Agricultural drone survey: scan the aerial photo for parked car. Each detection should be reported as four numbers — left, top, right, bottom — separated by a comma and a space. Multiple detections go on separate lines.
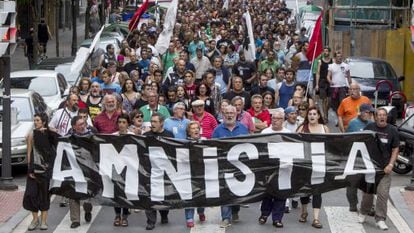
35, 56, 82, 86
7, 70, 71, 111
345, 57, 405, 115
0, 89, 50, 166
80, 37, 121, 55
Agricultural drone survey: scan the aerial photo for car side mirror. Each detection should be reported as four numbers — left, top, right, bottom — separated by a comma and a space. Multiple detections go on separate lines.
398, 76, 405, 82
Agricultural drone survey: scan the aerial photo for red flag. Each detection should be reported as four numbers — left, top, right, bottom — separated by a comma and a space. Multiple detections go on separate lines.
306, 11, 324, 61
128, 0, 150, 31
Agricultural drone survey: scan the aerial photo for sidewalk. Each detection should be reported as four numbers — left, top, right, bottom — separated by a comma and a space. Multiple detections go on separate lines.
11, 19, 86, 72
390, 186, 414, 230
0, 187, 26, 233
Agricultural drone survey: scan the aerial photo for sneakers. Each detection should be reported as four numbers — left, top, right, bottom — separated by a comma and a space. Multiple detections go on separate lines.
145, 223, 155, 230
199, 214, 206, 222
358, 214, 366, 223
70, 222, 80, 228
376, 220, 388, 230
232, 213, 240, 222
220, 219, 231, 228
39, 222, 48, 230
28, 219, 39, 231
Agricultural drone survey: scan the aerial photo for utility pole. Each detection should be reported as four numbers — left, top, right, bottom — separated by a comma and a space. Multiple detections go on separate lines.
55, 0, 60, 57
71, 0, 78, 56
0, 0, 18, 191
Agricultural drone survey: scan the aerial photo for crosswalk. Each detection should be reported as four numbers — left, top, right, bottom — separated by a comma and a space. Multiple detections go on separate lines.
11, 201, 411, 233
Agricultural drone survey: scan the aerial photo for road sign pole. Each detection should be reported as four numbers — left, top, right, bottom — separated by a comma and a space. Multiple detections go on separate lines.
0, 55, 18, 191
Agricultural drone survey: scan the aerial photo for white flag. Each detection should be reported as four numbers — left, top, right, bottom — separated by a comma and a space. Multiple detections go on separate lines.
155, 0, 178, 55
223, 0, 229, 10
243, 11, 256, 62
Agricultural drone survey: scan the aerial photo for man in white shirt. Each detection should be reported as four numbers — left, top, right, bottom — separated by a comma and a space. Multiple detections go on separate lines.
190, 46, 212, 83
327, 51, 352, 113
49, 94, 79, 136
262, 108, 291, 133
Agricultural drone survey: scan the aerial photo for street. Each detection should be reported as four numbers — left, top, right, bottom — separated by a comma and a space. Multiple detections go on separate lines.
8, 115, 414, 233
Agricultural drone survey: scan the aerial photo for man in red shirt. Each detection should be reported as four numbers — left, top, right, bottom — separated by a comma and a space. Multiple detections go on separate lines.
93, 94, 120, 133
191, 99, 218, 139
247, 94, 271, 133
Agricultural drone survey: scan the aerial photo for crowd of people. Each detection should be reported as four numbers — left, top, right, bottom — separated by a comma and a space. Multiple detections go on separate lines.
23, 0, 401, 231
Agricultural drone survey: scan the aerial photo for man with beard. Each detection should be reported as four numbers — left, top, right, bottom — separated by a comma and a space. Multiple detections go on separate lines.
93, 94, 120, 134
163, 58, 187, 93
258, 50, 280, 75
140, 91, 171, 124
232, 51, 256, 91
212, 105, 248, 228
49, 94, 79, 136
86, 82, 103, 121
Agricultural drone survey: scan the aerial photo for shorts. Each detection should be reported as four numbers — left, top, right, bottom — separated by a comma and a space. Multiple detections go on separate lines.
318, 79, 330, 99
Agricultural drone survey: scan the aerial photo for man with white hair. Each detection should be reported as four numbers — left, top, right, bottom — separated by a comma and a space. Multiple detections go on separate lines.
212, 105, 249, 228
262, 108, 291, 133
163, 102, 190, 139
93, 94, 120, 134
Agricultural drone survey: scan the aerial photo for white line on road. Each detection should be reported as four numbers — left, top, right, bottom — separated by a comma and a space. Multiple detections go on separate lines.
324, 206, 366, 233
190, 207, 226, 233
387, 201, 413, 233
52, 205, 102, 233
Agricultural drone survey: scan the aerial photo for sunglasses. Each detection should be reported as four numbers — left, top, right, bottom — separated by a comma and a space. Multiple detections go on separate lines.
298, 108, 306, 111
135, 114, 143, 118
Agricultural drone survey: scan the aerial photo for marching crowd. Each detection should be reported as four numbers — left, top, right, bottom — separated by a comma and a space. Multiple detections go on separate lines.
23, 0, 401, 231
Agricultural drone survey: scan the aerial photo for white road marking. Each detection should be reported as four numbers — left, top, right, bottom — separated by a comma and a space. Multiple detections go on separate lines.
12, 195, 56, 233
52, 205, 102, 233
324, 206, 366, 233
190, 207, 226, 233
387, 201, 413, 233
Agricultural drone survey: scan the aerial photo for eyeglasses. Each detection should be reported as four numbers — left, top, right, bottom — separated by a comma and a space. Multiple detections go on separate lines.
298, 108, 306, 111
135, 114, 143, 118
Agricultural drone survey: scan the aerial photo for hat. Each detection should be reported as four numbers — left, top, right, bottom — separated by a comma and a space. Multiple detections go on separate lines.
360, 103, 375, 113
117, 55, 124, 61
284, 106, 296, 114
191, 99, 205, 106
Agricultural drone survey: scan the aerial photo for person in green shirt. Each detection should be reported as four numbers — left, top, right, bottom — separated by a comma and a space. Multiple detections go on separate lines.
140, 91, 171, 124
259, 50, 280, 75
162, 42, 178, 72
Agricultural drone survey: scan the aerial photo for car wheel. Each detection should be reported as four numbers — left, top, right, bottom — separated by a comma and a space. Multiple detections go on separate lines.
393, 161, 412, 174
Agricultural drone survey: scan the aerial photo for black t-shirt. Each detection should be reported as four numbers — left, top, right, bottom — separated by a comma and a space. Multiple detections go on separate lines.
144, 129, 174, 138
222, 90, 251, 110
232, 61, 256, 85
25, 36, 34, 55
124, 62, 140, 76
364, 122, 399, 165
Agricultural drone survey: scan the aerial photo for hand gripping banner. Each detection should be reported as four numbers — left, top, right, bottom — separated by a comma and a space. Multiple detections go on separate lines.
49, 132, 386, 209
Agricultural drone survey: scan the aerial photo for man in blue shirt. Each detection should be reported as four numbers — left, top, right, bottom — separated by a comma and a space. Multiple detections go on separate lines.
212, 105, 248, 228
164, 102, 190, 139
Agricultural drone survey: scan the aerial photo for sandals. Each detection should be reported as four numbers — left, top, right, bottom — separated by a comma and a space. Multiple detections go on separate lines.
113, 216, 121, 227
258, 215, 268, 224
273, 220, 284, 228
299, 212, 308, 223
312, 219, 323, 229
121, 218, 128, 227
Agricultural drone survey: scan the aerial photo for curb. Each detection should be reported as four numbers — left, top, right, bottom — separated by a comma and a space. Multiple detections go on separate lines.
389, 186, 414, 230
0, 206, 29, 233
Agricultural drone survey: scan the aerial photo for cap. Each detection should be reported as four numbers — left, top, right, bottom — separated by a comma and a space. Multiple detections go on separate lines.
191, 99, 205, 106
284, 106, 297, 114
117, 55, 124, 61
360, 103, 375, 113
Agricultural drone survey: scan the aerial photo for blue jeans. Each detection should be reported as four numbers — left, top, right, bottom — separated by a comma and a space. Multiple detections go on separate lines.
221, 205, 240, 221
184, 208, 205, 221
260, 196, 286, 221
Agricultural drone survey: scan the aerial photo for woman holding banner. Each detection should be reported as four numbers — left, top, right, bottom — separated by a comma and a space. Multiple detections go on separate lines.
183, 121, 206, 228
296, 106, 329, 229
23, 113, 58, 231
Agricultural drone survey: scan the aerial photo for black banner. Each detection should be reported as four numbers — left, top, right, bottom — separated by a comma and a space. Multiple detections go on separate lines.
49, 132, 386, 209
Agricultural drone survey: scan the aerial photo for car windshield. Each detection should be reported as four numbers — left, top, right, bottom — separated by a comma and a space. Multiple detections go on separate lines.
349, 61, 394, 79
10, 76, 58, 96
400, 113, 414, 131
0, 97, 33, 122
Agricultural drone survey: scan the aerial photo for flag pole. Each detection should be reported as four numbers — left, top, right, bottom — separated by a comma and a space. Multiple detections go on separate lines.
305, 40, 319, 99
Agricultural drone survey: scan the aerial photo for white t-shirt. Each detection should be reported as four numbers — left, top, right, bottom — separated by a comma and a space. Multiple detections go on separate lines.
261, 126, 291, 134
328, 62, 350, 87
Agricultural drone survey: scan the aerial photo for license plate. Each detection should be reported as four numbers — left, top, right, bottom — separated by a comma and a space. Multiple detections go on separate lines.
371, 99, 387, 105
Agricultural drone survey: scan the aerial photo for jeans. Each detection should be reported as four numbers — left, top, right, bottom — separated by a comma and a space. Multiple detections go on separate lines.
260, 196, 286, 221
360, 174, 391, 221
184, 208, 205, 221
221, 205, 240, 221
